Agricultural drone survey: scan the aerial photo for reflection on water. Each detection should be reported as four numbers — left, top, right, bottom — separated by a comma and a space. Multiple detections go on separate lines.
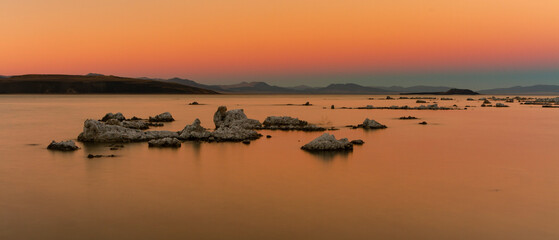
303, 150, 352, 162
0, 94, 558, 240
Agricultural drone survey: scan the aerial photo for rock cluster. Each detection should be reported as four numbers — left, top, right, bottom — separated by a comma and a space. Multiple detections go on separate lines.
261, 116, 325, 131
77, 119, 177, 142
47, 140, 80, 151
78, 107, 263, 144
301, 133, 353, 151
148, 137, 181, 148
356, 104, 457, 110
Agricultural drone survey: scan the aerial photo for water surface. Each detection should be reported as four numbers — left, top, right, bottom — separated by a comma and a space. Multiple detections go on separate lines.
0, 95, 558, 240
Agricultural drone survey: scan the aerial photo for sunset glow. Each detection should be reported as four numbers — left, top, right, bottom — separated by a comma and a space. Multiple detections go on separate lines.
2, 0, 558, 86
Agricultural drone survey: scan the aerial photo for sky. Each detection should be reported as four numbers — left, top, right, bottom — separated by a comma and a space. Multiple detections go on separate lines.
1, 0, 558, 89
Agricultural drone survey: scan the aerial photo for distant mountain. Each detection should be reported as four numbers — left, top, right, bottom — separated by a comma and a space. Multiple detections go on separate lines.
0, 74, 218, 94
288, 85, 315, 91
478, 85, 559, 95
380, 85, 451, 93
167, 77, 223, 91
85, 73, 105, 77
401, 88, 479, 95
309, 83, 391, 94
0, 75, 7, 79
216, 82, 297, 93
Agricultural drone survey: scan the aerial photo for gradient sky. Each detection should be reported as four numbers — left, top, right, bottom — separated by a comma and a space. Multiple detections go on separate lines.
1, 0, 558, 89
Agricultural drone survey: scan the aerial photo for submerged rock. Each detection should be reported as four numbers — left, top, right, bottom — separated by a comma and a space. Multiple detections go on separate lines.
358, 118, 387, 129
101, 112, 125, 122
213, 106, 261, 129
350, 139, 364, 145
419, 121, 428, 125
148, 137, 181, 148
143, 131, 179, 140
262, 116, 325, 131
495, 103, 509, 107
47, 140, 79, 151
149, 112, 174, 122
399, 116, 417, 120
301, 133, 353, 151
87, 154, 116, 158
178, 119, 211, 140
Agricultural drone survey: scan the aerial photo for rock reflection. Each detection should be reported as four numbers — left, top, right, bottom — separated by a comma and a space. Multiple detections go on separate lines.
303, 150, 352, 162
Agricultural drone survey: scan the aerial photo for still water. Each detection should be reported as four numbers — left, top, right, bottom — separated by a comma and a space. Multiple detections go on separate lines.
0, 95, 558, 240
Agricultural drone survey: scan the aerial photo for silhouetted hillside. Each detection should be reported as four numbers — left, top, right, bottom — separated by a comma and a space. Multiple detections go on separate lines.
0, 75, 219, 94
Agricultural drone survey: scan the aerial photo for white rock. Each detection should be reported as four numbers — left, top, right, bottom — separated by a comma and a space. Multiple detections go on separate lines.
301, 133, 353, 151
213, 106, 261, 129
78, 119, 145, 142
178, 119, 211, 140
211, 126, 261, 141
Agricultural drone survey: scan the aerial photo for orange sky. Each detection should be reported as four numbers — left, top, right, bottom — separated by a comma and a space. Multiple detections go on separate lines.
1, 0, 558, 85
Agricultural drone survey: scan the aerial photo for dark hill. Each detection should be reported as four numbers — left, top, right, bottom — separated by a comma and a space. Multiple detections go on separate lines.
0, 75, 218, 94
401, 88, 479, 95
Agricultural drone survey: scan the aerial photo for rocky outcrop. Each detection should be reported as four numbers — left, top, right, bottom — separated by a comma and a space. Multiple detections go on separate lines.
47, 140, 80, 151
301, 133, 353, 151
148, 137, 181, 148
122, 120, 150, 129
78, 120, 145, 142
78, 120, 177, 142
261, 116, 325, 131
358, 118, 387, 129
149, 112, 174, 122
213, 106, 262, 129
178, 119, 211, 140
101, 112, 125, 122
212, 126, 261, 141
105, 119, 122, 126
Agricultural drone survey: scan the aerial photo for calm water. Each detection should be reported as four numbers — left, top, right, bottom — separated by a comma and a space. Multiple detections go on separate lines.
0, 95, 558, 240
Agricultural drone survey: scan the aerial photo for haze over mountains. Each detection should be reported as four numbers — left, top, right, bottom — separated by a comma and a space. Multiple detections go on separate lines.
163, 77, 559, 95
0, 73, 558, 95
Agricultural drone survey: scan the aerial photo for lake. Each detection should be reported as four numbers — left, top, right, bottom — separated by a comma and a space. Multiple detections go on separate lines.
0, 94, 558, 240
